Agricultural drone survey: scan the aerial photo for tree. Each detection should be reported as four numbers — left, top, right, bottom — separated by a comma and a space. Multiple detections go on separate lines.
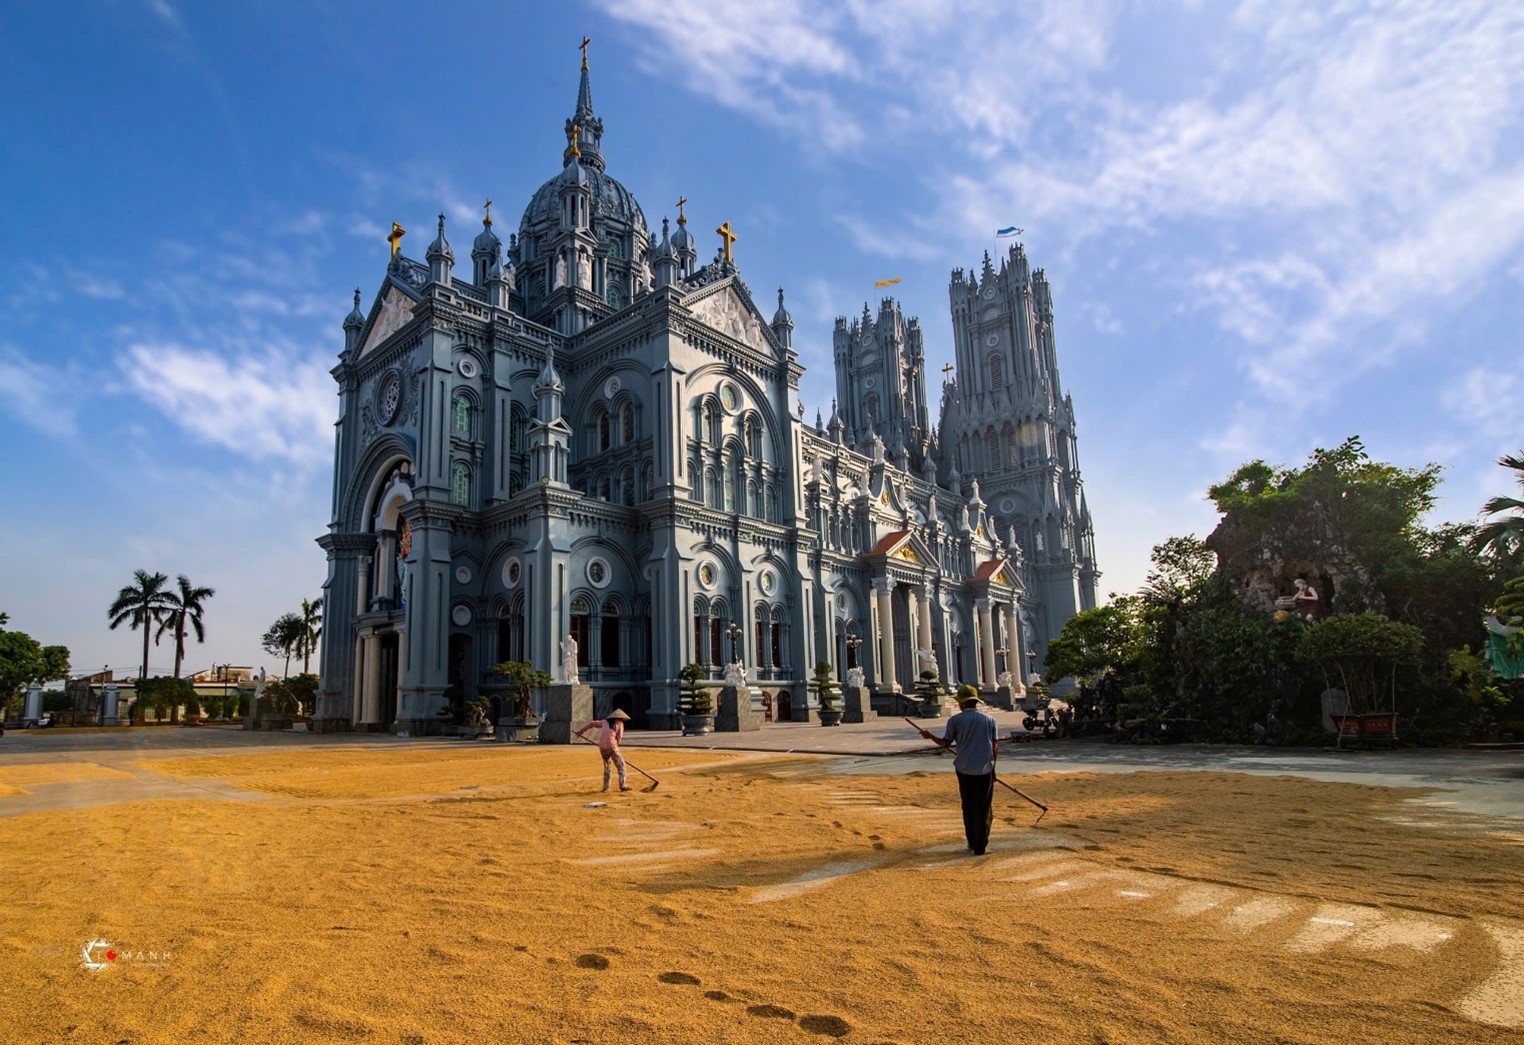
298, 597, 323, 674
490, 660, 552, 718
810, 661, 839, 712
0, 618, 70, 719
262, 612, 306, 677
1471, 451, 1524, 566
1142, 535, 1216, 605
1295, 612, 1424, 714
1044, 598, 1146, 686
135, 676, 196, 723
677, 662, 713, 716
154, 574, 215, 680
108, 569, 172, 680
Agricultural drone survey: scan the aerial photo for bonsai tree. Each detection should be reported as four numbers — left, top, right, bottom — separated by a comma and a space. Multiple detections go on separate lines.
1295, 611, 1423, 714
810, 661, 839, 712
678, 662, 713, 716
463, 695, 493, 731
264, 678, 300, 716
914, 669, 946, 710
490, 660, 552, 719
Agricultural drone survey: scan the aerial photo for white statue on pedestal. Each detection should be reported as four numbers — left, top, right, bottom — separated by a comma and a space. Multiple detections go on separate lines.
916, 647, 938, 674
997, 670, 1013, 689
561, 636, 579, 684
723, 660, 747, 688
845, 665, 865, 688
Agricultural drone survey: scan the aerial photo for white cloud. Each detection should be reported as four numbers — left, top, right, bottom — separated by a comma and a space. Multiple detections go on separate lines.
1442, 365, 1524, 442
0, 344, 77, 437
119, 343, 333, 467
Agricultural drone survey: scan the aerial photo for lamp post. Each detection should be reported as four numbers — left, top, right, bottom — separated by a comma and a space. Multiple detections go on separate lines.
845, 632, 863, 668
995, 645, 1009, 674
726, 622, 742, 663
220, 663, 231, 721
1026, 649, 1037, 683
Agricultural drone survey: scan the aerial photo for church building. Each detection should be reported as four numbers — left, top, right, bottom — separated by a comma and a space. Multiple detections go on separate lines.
314, 52, 1098, 733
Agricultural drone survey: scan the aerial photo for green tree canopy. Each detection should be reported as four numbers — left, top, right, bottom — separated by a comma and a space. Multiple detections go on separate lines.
108, 569, 172, 680
262, 612, 306, 677
155, 574, 215, 680
1044, 597, 1145, 686
0, 618, 70, 715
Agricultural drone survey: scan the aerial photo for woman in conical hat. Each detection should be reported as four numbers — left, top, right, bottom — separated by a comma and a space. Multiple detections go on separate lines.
576, 709, 631, 792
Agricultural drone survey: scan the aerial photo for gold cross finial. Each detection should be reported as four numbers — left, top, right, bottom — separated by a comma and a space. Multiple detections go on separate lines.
716, 221, 736, 264
941, 363, 954, 380
388, 222, 405, 259
580, 36, 590, 70
483, 199, 493, 227
567, 122, 581, 159
676, 195, 688, 224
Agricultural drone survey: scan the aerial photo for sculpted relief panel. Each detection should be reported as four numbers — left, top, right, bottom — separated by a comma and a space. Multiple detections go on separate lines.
691, 288, 764, 351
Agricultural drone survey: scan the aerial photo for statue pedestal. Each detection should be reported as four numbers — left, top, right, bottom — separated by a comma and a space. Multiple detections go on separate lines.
23, 683, 43, 723
716, 685, 763, 732
842, 686, 876, 723
101, 684, 120, 726
539, 684, 593, 744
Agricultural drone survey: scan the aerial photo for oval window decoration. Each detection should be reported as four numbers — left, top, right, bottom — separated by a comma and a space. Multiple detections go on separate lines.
451, 604, 473, 627
502, 557, 521, 589
379, 373, 401, 424
697, 562, 716, 589
457, 357, 479, 378
718, 382, 739, 412
587, 556, 611, 588
604, 375, 621, 399
759, 571, 776, 595
455, 565, 472, 584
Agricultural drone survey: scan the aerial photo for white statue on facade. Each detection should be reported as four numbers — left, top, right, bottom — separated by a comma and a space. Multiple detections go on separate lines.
845, 665, 865, 688
916, 647, 938, 675
997, 670, 1014, 689
554, 254, 567, 289
561, 636, 579, 684
723, 660, 747, 688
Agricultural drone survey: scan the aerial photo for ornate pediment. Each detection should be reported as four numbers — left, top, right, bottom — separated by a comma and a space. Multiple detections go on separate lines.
359, 284, 418, 358
688, 285, 767, 352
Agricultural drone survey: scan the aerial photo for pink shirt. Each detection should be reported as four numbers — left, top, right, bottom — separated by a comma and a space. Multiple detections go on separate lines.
583, 719, 623, 752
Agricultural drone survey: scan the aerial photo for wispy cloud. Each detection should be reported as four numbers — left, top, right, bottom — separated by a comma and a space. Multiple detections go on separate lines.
0, 344, 78, 437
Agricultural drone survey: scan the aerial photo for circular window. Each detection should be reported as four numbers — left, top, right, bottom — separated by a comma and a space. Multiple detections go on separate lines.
455, 565, 472, 584
451, 604, 472, 627
502, 557, 521, 589
836, 593, 846, 609
457, 357, 479, 378
697, 562, 716, 589
719, 382, 739, 412
760, 571, 775, 595
604, 376, 621, 398
985, 333, 1000, 347
378, 374, 401, 424
1000, 497, 1017, 515
587, 557, 610, 588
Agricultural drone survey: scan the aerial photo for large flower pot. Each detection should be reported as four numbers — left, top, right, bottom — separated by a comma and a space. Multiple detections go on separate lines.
817, 709, 844, 727
681, 713, 714, 736
498, 715, 541, 742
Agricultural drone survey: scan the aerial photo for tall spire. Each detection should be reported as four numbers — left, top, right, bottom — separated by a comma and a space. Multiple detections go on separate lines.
564, 36, 605, 171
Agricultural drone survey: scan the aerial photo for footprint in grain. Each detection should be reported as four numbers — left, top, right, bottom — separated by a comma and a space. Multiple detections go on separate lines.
800, 1014, 852, 1037
704, 990, 738, 1002
575, 954, 610, 970
658, 971, 701, 985
747, 1004, 796, 1019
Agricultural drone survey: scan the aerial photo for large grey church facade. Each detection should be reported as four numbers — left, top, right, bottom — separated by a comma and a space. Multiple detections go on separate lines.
314, 58, 1098, 733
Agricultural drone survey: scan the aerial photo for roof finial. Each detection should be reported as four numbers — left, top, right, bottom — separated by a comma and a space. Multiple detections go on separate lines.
580, 35, 590, 71
483, 198, 493, 227
716, 221, 736, 264
676, 195, 688, 225
388, 221, 405, 259
567, 122, 581, 159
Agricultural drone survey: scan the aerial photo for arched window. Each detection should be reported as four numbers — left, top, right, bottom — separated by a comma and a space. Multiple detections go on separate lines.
987, 430, 1002, 470
601, 597, 621, 667
988, 353, 1005, 390
619, 466, 635, 506
770, 605, 786, 672
454, 396, 471, 436
693, 597, 711, 666
570, 596, 591, 669
754, 601, 769, 669
723, 464, 735, 512
711, 598, 729, 666
745, 417, 760, 458
597, 473, 611, 501
607, 284, 626, 309
510, 406, 526, 453
620, 403, 635, 443
597, 411, 611, 451
864, 394, 879, 427
452, 462, 470, 506
707, 468, 721, 508
641, 461, 653, 502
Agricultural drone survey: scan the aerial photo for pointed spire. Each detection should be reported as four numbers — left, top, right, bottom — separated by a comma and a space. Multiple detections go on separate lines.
563, 36, 606, 171
427, 214, 454, 285
343, 288, 365, 353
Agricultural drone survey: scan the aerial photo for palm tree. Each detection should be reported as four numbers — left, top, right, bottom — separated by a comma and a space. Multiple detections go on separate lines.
1472, 452, 1524, 566
155, 575, 216, 680
298, 596, 323, 674
108, 570, 172, 681
262, 612, 306, 678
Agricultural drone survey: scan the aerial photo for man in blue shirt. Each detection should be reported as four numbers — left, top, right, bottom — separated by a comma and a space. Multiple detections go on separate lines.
919, 685, 999, 855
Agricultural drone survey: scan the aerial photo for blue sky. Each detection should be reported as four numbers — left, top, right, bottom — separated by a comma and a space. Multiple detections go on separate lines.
3, 0, 1521, 680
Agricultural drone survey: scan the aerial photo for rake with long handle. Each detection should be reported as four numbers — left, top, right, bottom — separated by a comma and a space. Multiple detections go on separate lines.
904, 718, 1048, 824
572, 729, 660, 792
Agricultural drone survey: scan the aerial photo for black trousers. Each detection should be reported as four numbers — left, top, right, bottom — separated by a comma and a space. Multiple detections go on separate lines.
956, 771, 995, 853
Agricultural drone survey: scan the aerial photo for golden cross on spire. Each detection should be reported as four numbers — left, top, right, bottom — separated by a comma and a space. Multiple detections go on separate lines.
676, 195, 688, 224
388, 222, 405, 259
580, 36, 591, 71
483, 199, 493, 227
567, 122, 582, 159
716, 221, 736, 264
941, 363, 955, 381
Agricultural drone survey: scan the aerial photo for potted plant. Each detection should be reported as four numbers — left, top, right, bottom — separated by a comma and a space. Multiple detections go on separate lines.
490, 660, 551, 741
913, 669, 947, 718
462, 695, 493, 738
811, 661, 843, 726
679, 662, 714, 736
1296, 612, 1422, 746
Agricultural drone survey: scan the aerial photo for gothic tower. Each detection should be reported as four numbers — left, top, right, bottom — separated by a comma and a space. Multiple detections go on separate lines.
831, 299, 933, 473
937, 244, 1098, 655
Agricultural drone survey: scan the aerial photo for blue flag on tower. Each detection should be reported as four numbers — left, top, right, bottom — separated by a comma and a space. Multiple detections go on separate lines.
995, 226, 1023, 238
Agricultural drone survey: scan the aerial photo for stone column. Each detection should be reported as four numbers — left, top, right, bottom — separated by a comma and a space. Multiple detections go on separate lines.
977, 599, 997, 690
23, 683, 43, 722
361, 633, 382, 726
874, 578, 897, 691
917, 587, 935, 667
356, 555, 372, 615
101, 684, 120, 726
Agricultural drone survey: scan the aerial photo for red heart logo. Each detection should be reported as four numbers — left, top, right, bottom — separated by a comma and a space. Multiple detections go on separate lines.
105, 950, 117, 961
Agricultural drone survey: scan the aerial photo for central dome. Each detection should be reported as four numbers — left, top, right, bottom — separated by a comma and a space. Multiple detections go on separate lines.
519, 165, 648, 240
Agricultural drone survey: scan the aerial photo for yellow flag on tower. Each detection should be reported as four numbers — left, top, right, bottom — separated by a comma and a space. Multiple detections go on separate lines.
874, 277, 901, 287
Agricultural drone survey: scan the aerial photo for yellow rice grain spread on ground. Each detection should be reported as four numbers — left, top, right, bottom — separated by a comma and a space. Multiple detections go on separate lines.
1, 745, 1522, 1044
